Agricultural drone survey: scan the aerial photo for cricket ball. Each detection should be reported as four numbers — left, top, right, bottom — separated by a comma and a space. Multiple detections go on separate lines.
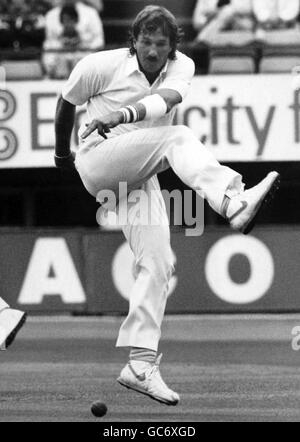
91, 401, 108, 418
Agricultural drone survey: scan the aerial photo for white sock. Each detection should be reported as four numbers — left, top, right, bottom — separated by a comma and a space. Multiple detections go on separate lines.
130, 347, 157, 364
0, 298, 9, 312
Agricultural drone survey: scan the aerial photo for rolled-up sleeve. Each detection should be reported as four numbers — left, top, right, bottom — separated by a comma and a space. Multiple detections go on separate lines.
62, 55, 102, 105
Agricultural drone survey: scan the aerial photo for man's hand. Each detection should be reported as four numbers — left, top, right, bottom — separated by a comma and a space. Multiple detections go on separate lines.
81, 111, 123, 139
54, 151, 76, 170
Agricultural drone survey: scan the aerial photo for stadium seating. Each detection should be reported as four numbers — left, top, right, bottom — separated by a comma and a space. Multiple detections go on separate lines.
259, 45, 300, 74
209, 46, 256, 74
102, 0, 197, 47
0, 60, 43, 80
1, 0, 300, 76
210, 56, 255, 74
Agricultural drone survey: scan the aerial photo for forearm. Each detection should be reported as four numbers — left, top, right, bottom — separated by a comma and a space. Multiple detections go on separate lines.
82, 90, 181, 139
55, 95, 76, 157
118, 90, 180, 124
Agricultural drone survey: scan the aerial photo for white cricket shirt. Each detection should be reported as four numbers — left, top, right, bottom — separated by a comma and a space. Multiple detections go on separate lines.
62, 47, 195, 146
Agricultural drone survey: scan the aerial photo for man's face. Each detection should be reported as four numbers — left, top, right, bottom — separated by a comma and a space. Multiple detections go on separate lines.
134, 28, 172, 74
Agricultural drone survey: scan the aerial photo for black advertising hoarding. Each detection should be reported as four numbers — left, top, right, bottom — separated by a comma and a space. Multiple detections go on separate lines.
1, 227, 300, 313
84, 227, 300, 313
0, 231, 86, 312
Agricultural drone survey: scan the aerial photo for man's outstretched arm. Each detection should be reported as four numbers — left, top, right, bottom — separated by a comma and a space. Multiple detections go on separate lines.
81, 88, 182, 140
54, 95, 76, 169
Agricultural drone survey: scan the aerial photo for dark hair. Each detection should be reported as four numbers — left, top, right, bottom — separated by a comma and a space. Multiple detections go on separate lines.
129, 5, 183, 60
60, 5, 79, 23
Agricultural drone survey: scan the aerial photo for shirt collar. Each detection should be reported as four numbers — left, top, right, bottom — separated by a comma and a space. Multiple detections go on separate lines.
160, 59, 169, 77
125, 53, 140, 76
125, 53, 169, 79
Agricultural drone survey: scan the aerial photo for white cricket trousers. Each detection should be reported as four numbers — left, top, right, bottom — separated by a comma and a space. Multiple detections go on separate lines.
76, 125, 243, 351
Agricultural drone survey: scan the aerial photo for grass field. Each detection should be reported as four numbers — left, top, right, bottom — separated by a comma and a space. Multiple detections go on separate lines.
1, 315, 300, 422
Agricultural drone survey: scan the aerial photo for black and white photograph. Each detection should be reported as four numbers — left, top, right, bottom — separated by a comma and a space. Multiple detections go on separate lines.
0, 0, 299, 425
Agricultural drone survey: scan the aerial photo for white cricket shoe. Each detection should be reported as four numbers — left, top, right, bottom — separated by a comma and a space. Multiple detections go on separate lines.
225, 171, 280, 234
117, 354, 180, 406
0, 308, 27, 351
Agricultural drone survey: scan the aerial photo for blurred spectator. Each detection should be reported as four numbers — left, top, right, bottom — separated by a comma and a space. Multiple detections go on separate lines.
253, 0, 300, 45
43, 0, 104, 78
0, 0, 49, 52
50, 0, 103, 13
193, 0, 254, 46
14, 0, 48, 50
0, 0, 16, 49
44, 0, 104, 49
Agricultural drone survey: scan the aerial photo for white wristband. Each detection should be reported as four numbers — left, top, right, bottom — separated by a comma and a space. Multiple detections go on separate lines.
138, 94, 168, 121
119, 105, 140, 123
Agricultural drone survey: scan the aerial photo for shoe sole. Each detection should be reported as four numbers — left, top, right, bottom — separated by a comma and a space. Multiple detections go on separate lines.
117, 378, 179, 406
241, 173, 281, 235
3, 312, 27, 351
